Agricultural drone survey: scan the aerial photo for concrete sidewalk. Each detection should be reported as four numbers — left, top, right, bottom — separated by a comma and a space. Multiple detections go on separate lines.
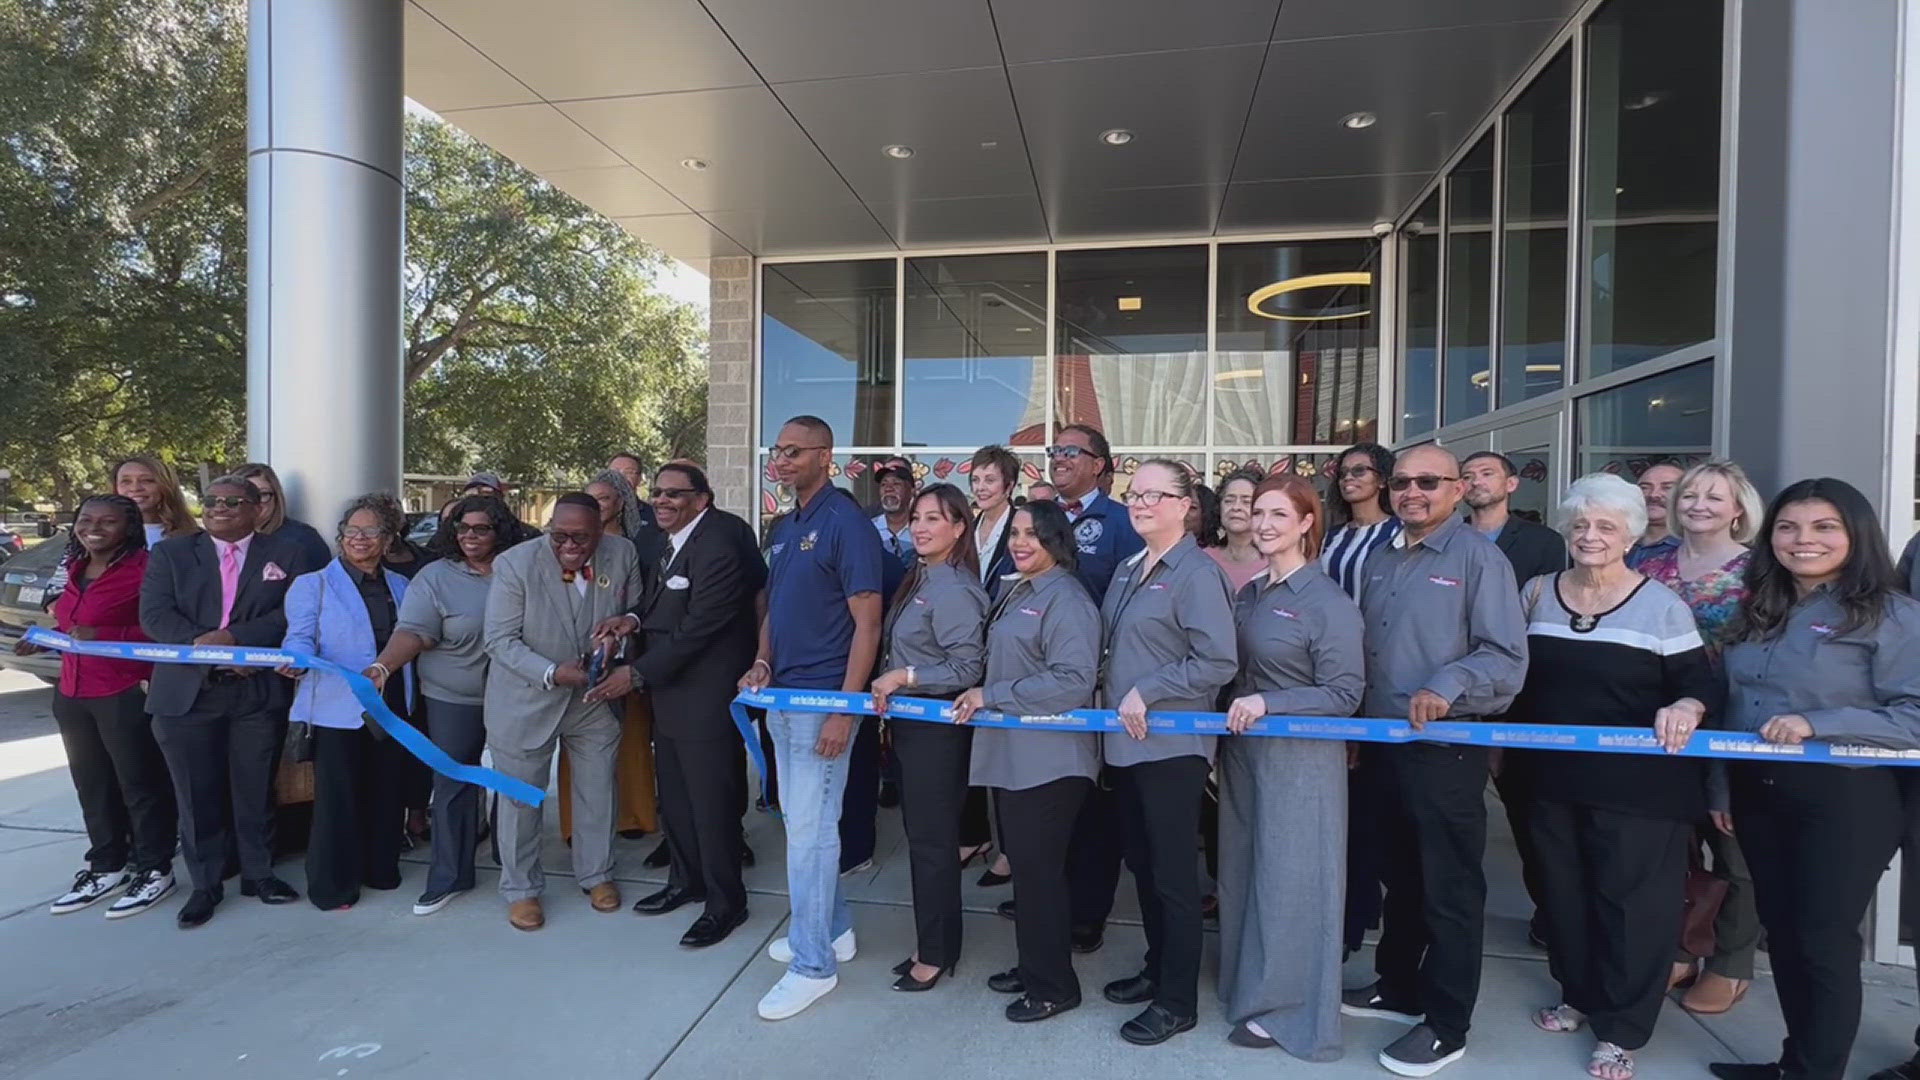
2, 670, 1918, 1079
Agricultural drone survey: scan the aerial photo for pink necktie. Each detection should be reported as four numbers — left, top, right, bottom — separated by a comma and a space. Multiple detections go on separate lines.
218, 544, 241, 629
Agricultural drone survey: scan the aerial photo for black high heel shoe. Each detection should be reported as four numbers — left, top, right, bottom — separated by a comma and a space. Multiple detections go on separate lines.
959, 844, 991, 870
892, 962, 954, 992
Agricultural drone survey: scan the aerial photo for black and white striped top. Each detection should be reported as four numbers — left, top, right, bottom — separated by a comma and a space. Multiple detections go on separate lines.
1320, 516, 1402, 601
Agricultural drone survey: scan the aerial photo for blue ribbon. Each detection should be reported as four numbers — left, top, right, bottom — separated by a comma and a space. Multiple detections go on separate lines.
26, 626, 546, 807
731, 685, 1920, 802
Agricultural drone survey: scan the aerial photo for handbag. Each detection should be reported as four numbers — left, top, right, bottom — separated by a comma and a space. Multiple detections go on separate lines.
1680, 836, 1729, 958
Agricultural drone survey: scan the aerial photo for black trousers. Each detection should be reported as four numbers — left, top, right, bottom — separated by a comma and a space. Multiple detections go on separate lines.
1492, 759, 1547, 926
1344, 742, 1389, 952
962, 785, 992, 849
892, 720, 973, 967
1066, 775, 1126, 930
1375, 742, 1491, 1046
305, 724, 408, 909
53, 687, 176, 874
838, 716, 882, 871
153, 676, 284, 893
1733, 762, 1903, 1080
424, 698, 484, 894
1116, 755, 1210, 1017
1528, 798, 1690, 1050
999, 776, 1093, 1005
658, 732, 748, 919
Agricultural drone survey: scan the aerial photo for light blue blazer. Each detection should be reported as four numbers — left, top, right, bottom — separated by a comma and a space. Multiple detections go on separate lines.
282, 559, 415, 730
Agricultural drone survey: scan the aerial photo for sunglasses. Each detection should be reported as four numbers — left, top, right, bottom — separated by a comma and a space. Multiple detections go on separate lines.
203, 496, 254, 509
1046, 445, 1096, 461
652, 487, 698, 500
1388, 475, 1459, 493
1339, 464, 1379, 479
549, 529, 597, 547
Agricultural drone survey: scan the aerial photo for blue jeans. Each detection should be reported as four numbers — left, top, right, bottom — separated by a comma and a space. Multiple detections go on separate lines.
766, 708, 854, 978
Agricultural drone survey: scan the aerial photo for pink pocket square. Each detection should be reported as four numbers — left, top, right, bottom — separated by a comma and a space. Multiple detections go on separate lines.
261, 562, 287, 581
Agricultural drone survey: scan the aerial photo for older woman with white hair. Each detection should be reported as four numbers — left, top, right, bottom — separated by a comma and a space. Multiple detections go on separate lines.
1503, 473, 1724, 1080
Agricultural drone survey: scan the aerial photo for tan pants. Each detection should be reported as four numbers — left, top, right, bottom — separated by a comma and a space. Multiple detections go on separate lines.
559, 693, 658, 839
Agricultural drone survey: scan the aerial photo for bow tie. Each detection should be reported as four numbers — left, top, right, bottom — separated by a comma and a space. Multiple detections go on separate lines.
1062, 498, 1083, 515
562, 565, 594, 584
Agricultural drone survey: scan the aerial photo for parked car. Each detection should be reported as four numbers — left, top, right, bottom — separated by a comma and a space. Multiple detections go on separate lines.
406, 510, 440, 547
0, 529, 68, 682
0, 527, 23, 565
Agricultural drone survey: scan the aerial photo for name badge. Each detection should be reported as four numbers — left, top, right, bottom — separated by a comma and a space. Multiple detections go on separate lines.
1018, 606, 1043, 617
1810, 623, 1835, 636
1147, 582, 1167, 591
1428, 575, 1461, 587
1272, 608, 1298, 619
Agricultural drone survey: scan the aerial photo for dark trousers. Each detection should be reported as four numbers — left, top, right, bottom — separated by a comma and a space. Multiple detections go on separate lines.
658, 733, 748, 918
53, 687, 176, 875
424, 698, 484, 894
1528, 799, 1690, 1050
1492, 762, 1547, 925
962, 786, 992, 849
153, 676, 284, 893
306, 724, 407, 908
1733, 762, 1904, 1080
1066, 775, 1126, 931
998, 777, 1092, 1005
1344, 742, 1388, 952
892, 720, 973, 967
1375, 742, 1491, 1046
838, 716, 881, 871
1116, 755, 1210, 1017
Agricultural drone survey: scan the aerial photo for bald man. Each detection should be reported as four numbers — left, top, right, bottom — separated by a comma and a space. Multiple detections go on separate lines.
1342, 444, 1528, 1077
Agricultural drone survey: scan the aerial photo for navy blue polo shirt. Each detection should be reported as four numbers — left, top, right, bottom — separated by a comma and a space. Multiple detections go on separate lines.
1062, 489, 1144, 604
767, 484, 887, 689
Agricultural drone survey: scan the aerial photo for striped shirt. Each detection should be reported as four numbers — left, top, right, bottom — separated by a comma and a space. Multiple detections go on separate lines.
1321, 516, 1402, 601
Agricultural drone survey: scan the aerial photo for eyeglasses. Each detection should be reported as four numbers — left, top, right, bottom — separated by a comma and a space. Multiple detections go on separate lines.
770, 444, 829, 461
203, 496, 253, 509
452, 522, 495, 536
1046, 445, 1096, 461
549, 529, 597, 547
653, 487, 697, 500
340, 526, 386, 540
1339, 465, 1379, 479
1388, 475, 1459, 492
1120, 489, 1182, 507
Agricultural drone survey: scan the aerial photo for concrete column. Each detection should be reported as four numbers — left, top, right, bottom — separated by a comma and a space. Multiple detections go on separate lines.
705, 256, 757, 520
246, 0, 404, 527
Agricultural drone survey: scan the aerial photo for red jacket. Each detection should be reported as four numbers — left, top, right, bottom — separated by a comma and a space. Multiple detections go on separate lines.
51, 549, 152, 698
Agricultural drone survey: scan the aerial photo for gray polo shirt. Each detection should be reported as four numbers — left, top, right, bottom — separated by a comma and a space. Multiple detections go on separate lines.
882, 561, 988, 697
971, 566, 1103, 791
1358, 516, 1527, 720
395, 558, 494, 705
1232, 564, 1366, 719
1099, 535, 1239, 767
1723, 588, 1920, 746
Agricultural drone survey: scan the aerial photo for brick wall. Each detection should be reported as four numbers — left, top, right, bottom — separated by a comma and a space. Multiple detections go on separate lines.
704, 256, 755, 518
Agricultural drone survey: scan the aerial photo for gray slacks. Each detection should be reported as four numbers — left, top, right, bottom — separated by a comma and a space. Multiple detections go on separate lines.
489, 695, 620, 902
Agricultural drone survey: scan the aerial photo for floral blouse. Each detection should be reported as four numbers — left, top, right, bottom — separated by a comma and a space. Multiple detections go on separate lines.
1638, 547, 1751, 657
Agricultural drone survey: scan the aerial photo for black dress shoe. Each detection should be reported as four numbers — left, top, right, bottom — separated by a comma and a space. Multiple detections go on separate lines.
996, 899, 1017, 920
643, 839, 672, 868
1103, 972, 1156, 1005
679, 908, 748, 948
892, 964, 953, 992
633, 885, 703, 915
977, 866, 1012, 887
177, 888, 221, 928
987, 968, 1026, 994
619, 828, 650, 841
1071, 924, 1104, 954
240, 876, 299, 904
1708, 1065, 1781, 1080
1121, 1004, 1197, 1046
1006, 994, 1080, 1023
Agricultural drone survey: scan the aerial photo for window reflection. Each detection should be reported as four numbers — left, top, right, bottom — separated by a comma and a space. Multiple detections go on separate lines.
760, 261, 896, 446
1442, 134, 1495, 427
903, 254, 1047, 448
1401, 192, 1442, 438
1575, 360, 1715, 477
1500, 49, 1572, 406
1054, 246, 1208, 447
1216, 239, 1379, 447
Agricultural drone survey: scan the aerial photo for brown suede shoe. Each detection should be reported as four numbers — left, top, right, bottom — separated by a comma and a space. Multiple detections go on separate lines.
588, 882, 621, 913
508, 898, 544, 931
1680, 971, 1750, 1015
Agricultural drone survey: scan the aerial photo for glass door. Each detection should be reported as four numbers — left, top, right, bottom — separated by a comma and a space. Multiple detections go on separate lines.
1490, 413, 1562, 525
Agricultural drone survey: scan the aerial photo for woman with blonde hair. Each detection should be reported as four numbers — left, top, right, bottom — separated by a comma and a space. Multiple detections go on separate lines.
230, 462, 332, 569
111, 455, 197, 545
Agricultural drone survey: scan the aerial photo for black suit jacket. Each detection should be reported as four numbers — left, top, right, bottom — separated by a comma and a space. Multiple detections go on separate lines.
139, 530, 317, 717
628, 510, 765, 740
978, 508, 1014, 591
1492, 515, 1570, 592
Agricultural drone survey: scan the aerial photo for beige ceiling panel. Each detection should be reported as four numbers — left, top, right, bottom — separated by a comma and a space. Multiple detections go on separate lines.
439, 103, 625, 172
403, 4, 537, 112
543, 166, 687, 218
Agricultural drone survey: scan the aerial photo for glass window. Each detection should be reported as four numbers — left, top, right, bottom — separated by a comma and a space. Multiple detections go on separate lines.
1500, 49, 1572, 407
1400, 192, 1442, 439
902, 253, 1048, 449
1054, 246, 1207, 447
1582, 0, 1723, 376
1216, 239, 1379, 447
1442, 134, 1495, 426
759, 260, 896, 447
1575, 359, 1714, 477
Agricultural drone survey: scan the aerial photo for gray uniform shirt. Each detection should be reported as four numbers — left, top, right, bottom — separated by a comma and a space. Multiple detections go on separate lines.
970, 566, 1103, 791
395, 558, 493, 705
1099, 535, 1239, 766
1232, 564, 1366, 719
1358, 516, 1528, 720
1723, 588, 1920, 747
882, 561, 988, 697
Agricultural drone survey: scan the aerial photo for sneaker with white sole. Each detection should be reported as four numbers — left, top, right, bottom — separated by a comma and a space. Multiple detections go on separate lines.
1340, 982, 1424, 1024
104, 870, 174, 919
767, 927, 856, 965
50, 868, 131, 915
1379, 1024, 1466, 1077
757, 970, 838, 1020
413, 888, 466, 916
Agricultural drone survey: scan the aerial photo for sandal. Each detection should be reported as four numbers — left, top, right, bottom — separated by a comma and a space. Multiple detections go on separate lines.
1533, 1004, 1587, 1033
1588, 1041, 1634, 1080
1680, 971, 1751, 1015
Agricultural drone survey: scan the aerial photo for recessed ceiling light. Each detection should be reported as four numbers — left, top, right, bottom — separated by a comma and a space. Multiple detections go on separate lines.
883, 144, 915, 159
680, 158, 709, 171
1341, 111, 1378, 130
1099, 128, 1134, 146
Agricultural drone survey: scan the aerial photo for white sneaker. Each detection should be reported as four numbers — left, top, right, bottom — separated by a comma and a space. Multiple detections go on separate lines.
50, 868, 131, 915
757, 970, 838, 1020
105, 870, 175, 919
413, 888, 466, 916
767, 928, 856, 964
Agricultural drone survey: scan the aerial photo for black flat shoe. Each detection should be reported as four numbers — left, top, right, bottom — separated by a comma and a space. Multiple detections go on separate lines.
619, 828, 650, 841
1121, 1005, 1197, 1046
1071, 924, 1104, 954
643, 840, 672, 869
1709, 1065, 1781, 1080
1103, 972, 1156, 1005
241, 876, 299, 904
633, 885, 703, 915
987, 968, 1025, 994
1006, 994, 1080, 1023
977, 867, 1012, 887
679, 908, 748, 948
892, 964, 953, 992
1228, 1021, 1277, 1049
177, 888, 221, 928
